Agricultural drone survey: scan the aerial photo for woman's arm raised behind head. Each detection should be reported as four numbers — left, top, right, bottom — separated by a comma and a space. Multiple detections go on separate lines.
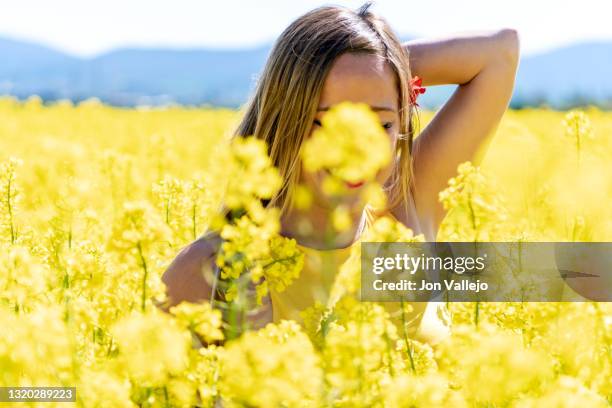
403, 29, 520, 236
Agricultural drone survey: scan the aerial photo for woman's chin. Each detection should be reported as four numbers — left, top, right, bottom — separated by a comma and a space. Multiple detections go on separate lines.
325, 190, 363, 208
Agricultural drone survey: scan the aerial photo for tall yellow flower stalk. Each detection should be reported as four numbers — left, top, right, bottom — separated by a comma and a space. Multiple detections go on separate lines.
0, 158, 22, 245
212, 137, 304, 337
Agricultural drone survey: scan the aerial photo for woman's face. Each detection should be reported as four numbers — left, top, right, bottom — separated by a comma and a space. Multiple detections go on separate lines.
302, 52, 400, 208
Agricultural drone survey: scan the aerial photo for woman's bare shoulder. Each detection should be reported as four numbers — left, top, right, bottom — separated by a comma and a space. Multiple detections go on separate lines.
161, 232, 222, 310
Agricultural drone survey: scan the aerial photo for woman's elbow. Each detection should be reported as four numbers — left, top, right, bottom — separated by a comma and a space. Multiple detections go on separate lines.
495, 28, 520, 67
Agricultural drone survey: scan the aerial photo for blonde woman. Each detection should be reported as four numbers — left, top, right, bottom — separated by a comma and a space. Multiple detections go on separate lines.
162, 2, 519, 344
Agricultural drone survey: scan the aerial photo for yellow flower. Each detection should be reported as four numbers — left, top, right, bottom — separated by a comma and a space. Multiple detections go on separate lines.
438, 162, 512, 241
332, 205, 352, 232
301, 102, 392, 183
219, 320, 322, 407
436, 324, 554, 406
112, 310, 191, 387
170, 301, 224, 344
220, 136, 282, 211
217, 210, 303, 305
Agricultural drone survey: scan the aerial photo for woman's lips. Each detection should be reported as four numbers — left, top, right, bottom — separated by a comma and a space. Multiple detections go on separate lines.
320, 169, 365, 189
345, 180, 365, 189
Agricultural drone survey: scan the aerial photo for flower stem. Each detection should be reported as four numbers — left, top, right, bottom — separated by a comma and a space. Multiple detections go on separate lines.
137, 241, 149, 312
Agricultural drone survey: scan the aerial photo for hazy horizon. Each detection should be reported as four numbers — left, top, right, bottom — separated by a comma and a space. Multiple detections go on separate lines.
4, 32, 612, 59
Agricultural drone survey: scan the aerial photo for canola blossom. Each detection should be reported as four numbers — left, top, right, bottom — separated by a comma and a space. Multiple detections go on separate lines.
0, 96, 611, 407
301, 101, 392, 185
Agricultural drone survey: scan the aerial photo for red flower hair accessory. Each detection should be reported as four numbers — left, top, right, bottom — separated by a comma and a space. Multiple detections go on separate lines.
409, 75, 426, 107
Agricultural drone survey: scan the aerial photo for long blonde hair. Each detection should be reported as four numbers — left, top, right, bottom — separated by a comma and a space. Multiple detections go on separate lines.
234, 2, 418, 216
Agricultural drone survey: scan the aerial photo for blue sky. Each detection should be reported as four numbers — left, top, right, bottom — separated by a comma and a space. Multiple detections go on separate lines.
2, 0, 611, 56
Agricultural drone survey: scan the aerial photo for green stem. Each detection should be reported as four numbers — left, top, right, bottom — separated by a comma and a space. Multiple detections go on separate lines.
400, 300, 416, 374
192, 203, 197, 241
6, 175, 15, 244
137, 241, 149, 312
467, 190, 477, 241
163, 386, 170, 408
262, 254, 300, 270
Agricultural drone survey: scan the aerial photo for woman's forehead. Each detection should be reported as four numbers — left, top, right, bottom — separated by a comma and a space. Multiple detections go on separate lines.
318, 53, 399, 112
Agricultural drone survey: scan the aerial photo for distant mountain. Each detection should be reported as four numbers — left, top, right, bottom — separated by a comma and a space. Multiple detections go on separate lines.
514, 42, 612, 108
0, 37, 77, 74
85, 47, 270, 105
0, 37, 270, 106
0, 36, 611, 108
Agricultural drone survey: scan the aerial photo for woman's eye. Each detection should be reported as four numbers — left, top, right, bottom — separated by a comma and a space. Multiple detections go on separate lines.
382, 122, 393, 130
313, 119, 322, 127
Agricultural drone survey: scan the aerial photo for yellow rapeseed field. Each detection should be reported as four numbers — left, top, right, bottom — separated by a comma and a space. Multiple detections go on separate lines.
0, 96, 611, 407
